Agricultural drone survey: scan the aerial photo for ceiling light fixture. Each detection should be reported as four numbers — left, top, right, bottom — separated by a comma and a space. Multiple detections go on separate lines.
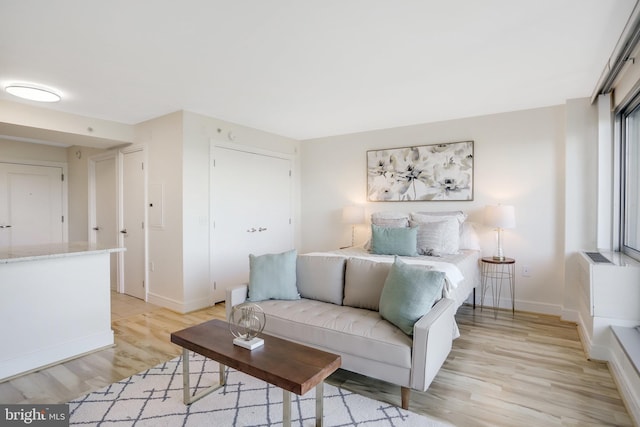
5, 84, 61, 102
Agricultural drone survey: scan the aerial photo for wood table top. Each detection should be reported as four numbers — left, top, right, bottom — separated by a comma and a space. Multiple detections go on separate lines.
170, 318, 341, 396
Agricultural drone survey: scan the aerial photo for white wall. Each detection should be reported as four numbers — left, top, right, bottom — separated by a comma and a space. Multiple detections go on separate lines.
0, 138, 67, 162
137, 110, 300, 313
66, 145, 110, 241
136, 111, 185, 308
563, 98, 598, 319
301, 105, 568, 315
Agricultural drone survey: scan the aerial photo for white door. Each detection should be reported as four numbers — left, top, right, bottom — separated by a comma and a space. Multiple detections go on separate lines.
0, 162, 64, 247
122, 149, 146, 300
211, 146, 293, 302
90, 154, 119, 291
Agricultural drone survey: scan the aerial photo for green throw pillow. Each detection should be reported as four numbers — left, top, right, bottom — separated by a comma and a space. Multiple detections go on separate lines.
248, 249, 300, 302
370, 224, 418, 256
379, 257, 445, 335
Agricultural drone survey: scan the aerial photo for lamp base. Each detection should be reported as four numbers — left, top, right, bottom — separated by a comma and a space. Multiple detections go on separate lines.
233, 336, 264, 350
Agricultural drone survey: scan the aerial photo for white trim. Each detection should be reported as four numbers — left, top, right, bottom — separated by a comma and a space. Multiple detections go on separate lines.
610, 331, 640, 426
88, 150, 121, 292
118, 144, 149, 301
597, 93, 614, 251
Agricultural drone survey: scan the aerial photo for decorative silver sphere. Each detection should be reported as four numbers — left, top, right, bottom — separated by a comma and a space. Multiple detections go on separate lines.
229, 303, 266, 350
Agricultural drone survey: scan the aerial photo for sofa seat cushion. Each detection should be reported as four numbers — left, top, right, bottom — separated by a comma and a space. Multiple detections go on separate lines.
258, 298, 412, 369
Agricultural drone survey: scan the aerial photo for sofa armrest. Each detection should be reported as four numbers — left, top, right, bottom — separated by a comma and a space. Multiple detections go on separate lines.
225, 284, 249, 320
410, 297, 456, 391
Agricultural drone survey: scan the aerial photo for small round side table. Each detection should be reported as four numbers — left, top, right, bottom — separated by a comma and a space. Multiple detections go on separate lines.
480, 257, 515, 318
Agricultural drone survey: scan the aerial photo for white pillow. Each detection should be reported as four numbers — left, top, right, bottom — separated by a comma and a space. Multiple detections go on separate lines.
371, 212, 409, 228
409, 219, 450, 256
410, 213, 460, 254
460, 221, 481, 250
413, 210, 467, 224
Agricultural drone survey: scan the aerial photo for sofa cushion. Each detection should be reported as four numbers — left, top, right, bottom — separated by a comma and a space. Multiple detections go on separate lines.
258, 298, 412, 369
379, 257, 445, 335
248, 249, 300, 302
343, 258, 391, 310
296, 255, 346, 305
370, 224, 418, 256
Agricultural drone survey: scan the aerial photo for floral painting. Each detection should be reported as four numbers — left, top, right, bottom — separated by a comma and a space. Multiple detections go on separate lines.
367, 141, 474, 201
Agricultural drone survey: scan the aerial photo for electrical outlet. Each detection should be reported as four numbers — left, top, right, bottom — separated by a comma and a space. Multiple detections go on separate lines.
149, 261, 155, 272
522, 265, 531, 277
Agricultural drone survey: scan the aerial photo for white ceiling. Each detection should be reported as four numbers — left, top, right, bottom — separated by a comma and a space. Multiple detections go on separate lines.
0, 0, 636, 141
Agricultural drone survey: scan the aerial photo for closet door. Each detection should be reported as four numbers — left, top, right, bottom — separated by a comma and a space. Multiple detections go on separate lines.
210, 146, 293, 303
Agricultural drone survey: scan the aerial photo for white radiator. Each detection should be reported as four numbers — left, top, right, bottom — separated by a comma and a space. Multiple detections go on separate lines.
577, 251, 640, 360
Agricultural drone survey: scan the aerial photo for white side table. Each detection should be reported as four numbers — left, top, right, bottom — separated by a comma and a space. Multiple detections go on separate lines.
480, 257, 515, 318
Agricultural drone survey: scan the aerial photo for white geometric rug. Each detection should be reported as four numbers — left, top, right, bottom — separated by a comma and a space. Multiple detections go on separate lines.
69, 352, 452, 426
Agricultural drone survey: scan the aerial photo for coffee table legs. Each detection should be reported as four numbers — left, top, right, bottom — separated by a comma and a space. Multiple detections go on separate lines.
181, 349, 225, 405
181, 348, 325, 426
315, 382, 324, 426
282, 382, 324, 427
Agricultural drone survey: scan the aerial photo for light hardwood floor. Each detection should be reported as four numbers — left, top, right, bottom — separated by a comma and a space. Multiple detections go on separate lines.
0, 293, 634, 426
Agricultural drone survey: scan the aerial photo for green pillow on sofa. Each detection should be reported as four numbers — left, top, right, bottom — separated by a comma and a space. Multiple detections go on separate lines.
248, 249, 300, 302
379, 257, 445, 335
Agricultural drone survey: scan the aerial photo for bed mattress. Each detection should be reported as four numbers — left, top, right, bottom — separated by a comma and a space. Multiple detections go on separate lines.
311, 247, 481, 310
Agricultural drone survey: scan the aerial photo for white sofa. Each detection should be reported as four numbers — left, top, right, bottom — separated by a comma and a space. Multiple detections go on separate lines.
225, 253, 457, 410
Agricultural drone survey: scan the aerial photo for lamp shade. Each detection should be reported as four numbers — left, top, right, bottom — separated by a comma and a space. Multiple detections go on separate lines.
484, 205, 516, 229
342, 205, 365, 225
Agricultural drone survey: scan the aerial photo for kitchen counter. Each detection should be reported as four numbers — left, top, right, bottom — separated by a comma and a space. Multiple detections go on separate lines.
0, 241, 124, 264
0, 242, 123, 380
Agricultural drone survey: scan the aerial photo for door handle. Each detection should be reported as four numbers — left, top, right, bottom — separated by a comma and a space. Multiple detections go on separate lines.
120, 229, 128, 234
246, 228, 256, 233
258, 227, 267, 232
0, 225, 11, 229
93, 227, 100, 231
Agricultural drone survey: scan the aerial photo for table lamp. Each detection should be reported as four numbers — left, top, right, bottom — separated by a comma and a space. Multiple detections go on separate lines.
484, 204, 516, 260
342, 205, 365, 247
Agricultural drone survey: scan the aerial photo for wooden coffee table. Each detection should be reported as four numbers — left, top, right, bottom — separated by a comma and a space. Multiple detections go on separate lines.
170, 319, 341, 427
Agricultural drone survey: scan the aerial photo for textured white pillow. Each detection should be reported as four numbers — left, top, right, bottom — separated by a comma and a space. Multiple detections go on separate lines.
409, 220, 449, 256
371, 212, 409, 228
410, 213, 460, 255
413, 211, 467, 224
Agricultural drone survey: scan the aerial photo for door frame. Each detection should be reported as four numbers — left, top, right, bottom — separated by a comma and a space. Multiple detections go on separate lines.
88, 145, 148, 298
0, 158, 69, 243
209, 140, 294, 303
119, 145, 149, 300
88, 150, 120, 290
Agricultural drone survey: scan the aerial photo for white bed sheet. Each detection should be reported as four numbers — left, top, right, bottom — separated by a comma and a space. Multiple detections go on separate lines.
316, 247, 481, 310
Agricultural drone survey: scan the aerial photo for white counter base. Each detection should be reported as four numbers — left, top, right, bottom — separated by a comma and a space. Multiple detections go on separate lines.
0, 243, 122, 381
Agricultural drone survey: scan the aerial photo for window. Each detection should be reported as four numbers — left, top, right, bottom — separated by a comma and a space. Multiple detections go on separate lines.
621, 95, 640, 260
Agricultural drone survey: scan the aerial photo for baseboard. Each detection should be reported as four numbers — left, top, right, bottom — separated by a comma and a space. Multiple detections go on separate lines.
146, 292, 212, 314
609, 334, 640, 426
514, 299, 563, 316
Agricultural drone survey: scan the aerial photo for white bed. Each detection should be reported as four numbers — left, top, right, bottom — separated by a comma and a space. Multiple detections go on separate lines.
313, 246, 481, 311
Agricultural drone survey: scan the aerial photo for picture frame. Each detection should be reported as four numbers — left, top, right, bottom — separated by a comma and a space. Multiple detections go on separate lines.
367, 141, 474, 201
